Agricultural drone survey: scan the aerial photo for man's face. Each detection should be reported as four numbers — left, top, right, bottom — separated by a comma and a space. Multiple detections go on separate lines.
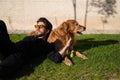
35, 22, 49, 37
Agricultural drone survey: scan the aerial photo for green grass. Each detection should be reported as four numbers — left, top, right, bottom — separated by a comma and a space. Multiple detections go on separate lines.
8, 34, 120, 79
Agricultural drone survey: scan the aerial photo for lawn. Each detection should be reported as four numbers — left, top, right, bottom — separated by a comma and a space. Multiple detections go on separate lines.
5, 34, 120, 79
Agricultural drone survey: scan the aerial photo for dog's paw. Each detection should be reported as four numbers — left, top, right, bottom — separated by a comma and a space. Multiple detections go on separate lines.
64, 61, 73, 66
76, 51, 88, 60
63, 57, 73, 66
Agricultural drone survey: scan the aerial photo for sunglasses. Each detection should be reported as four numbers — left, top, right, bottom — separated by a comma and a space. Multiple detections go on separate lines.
34, 25, 46, 29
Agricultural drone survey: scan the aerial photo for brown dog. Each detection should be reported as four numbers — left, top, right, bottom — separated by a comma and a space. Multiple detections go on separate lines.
29, 20, 88, 66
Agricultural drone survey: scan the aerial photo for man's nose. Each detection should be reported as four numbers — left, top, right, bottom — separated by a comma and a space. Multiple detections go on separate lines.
36, 27, 40, 30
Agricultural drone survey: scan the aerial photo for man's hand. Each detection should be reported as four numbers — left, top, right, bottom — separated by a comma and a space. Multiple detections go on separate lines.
59, 37, 72, 57
66, 37, 72, 48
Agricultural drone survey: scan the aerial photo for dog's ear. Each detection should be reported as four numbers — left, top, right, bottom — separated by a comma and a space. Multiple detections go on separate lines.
60, 22, 69, 33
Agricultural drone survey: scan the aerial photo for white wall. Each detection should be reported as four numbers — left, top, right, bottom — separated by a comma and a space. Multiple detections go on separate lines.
0, 0, 120, 34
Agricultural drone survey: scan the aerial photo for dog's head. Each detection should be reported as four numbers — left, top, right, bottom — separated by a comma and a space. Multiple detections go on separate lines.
58, 20, 86, 35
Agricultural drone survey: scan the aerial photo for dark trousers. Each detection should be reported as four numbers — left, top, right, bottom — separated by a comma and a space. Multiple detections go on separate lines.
0, 20, 15, 59
0, 20, 23, 78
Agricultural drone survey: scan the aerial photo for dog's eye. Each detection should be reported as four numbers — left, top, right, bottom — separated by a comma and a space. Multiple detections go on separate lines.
75, 23, 79, 26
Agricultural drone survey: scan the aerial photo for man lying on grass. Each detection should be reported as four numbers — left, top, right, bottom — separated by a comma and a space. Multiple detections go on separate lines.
0, 18, 72, 78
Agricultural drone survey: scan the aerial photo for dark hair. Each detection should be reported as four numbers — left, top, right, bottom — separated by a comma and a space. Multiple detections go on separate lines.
37, 17, 52, 40
37, 17, 52, 31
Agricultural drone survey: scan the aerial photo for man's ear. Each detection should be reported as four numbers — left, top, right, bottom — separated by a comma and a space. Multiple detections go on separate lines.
46, 29, 50, 34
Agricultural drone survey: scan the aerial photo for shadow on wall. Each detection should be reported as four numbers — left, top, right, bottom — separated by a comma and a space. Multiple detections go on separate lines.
90, 0, 117, 17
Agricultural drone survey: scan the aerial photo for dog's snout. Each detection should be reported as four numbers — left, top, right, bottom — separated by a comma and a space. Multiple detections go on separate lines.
83, 27, 86, 31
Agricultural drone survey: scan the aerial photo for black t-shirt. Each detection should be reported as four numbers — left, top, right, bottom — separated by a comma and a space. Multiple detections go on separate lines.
15, 36, 55, 61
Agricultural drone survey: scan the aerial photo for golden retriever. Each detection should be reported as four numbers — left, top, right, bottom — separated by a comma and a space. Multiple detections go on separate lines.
29, 19, 88, 66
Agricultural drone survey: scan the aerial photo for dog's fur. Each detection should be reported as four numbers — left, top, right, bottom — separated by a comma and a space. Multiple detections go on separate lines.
29, 20, 88, 66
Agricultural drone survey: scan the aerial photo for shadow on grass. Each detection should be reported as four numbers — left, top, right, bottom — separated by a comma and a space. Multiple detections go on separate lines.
1, 38, 119, 79
2, 55, 47, 80
74, 38, 119, 52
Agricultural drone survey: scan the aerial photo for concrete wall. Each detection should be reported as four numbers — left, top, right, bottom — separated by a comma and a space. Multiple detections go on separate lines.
0, 0, 120, 34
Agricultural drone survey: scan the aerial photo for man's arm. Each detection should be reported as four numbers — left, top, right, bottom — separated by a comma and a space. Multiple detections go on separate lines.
59, 38, 72, 57
47, 38, 72, 63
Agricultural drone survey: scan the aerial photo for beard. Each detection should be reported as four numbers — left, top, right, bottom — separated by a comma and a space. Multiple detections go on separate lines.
35, 31, 47, 38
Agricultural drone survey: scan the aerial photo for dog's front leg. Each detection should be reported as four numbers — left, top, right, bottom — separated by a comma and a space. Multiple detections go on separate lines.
76, 51, 88, 59
72, 50, 88, 60
63, 56, 73, 66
